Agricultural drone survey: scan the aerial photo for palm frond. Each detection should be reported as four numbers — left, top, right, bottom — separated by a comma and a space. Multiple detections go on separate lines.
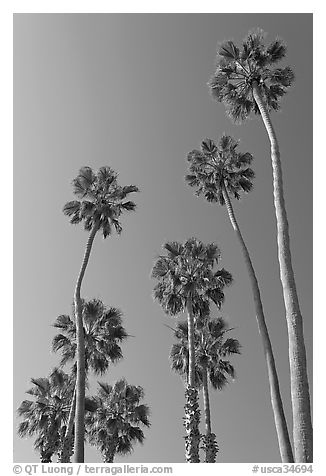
120, 185, 140, 198
52, 334, 71, 353
121, 201, 137, 211
218, 40, 240, 61
220, 338, 241, 356
164, 241, 183, 257
201, 138, 217, 154
266, 38, 287, 64
74, 167, 96, 197
62, 201, 81, 216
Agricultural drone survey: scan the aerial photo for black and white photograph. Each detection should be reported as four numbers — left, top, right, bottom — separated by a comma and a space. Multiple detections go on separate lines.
11, 9, 314, 468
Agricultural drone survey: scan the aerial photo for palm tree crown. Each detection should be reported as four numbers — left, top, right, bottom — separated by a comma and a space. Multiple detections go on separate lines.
208, 29, 295, 122
86, 379, 150, 462
186, 135, 255, 205
151, 237, 233, 317
52, 299, 128, 375
63, 166, 139, 238
170, 316, 240, 389
17, 368, 74, 461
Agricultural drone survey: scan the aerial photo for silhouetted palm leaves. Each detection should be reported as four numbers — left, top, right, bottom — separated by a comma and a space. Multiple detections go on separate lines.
52, 299, 128, 375
63, 166, 139, 238
186, 135, 254, 205
152, 237, 233, 317
170, 317, 240, 390
208, 29, 294, 122
86, 379, 150, 462
17, 369, 74, 462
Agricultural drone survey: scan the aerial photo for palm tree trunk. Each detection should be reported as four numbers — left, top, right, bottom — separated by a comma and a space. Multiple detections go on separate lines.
103, 453, 114, 463
222, 181, 294, 463
103, 437, 117, 463
252, 82, 313, 463
201, 366, 218, 463
41, 424, 58, 463
187, 297, 196, 388
103, 447, 115, 463
74, 224, 99, 463
184, 297, 201, 463
40, 439, 55, 463
60, 384, 76, 462
40, 451, 53, 463
202, 367, 211, 435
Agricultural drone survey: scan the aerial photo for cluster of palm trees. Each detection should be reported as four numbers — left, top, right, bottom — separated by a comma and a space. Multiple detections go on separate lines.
151, 28, 312, 463
17, 28, 312, 464
170, 316, 241, 462
151, 238, 239, 462
18, 168, 150, 462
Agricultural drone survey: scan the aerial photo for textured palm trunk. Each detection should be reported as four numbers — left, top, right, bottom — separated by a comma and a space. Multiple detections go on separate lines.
41, 423, 58, 463
103, 437, 117, 463
103, 448, 115, 463
252, 83, 313, 463
74, 225, 98, 463
40, 441, 55, 463
202, 367, 212, 435
40, 451, 53, 463
186, 297, 196, 388
59, 385, 77, 462
222, 181, 294, 462
184, 298, 201, 463
201, 366, 218, 463
103, 453, 114, 463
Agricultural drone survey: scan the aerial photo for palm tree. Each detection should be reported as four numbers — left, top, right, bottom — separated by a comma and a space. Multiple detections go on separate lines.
52, 298, 128, 462
86, 379, 150, 462
186, 135, 293, 462
17, 368, 74, 462
63, 166, 139, 462
170, 316, 240, 462
151, 238, 233, 462
208, 30, 312, 462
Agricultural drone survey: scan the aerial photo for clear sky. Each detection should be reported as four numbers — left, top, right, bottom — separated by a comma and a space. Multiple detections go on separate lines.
13, 13, 312, 463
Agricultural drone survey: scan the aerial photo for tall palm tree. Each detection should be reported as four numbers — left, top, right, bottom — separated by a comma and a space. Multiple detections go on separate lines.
86, 379, 150, 462
186, 135, 293, 462
63, 166, 139, 462
170, 316, 240, 462
151, 238, 233, 462
52, 298, 128, 462
17, 368, 74, 462
208, 30, 312, 462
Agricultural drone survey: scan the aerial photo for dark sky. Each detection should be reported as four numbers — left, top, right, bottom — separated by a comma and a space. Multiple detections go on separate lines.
13, 13, 312, 463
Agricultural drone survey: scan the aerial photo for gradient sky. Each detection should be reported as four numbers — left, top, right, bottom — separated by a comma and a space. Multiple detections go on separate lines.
13, 13, 312, 463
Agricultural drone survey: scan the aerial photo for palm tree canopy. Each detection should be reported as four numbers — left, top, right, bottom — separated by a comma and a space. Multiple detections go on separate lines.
17, 368, 75, 456
208, 29, 295, 122
86, 378, 150, 458
152, 237, 233, 317
63, 166, 139, 238
186, 135, 255, 206
52, 299, 128, 375
170, 316, 241, 390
